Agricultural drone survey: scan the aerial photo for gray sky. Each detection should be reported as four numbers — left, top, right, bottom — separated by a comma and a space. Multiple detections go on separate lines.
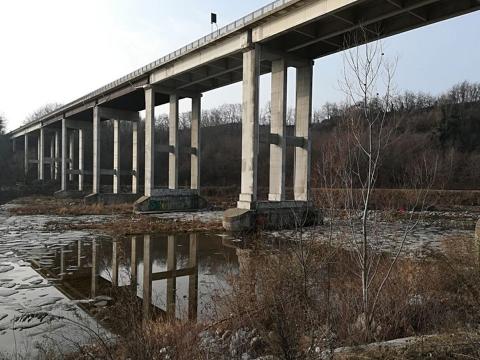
1, 0, 479, 131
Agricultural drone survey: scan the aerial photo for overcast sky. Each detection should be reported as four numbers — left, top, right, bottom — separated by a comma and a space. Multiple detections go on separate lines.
1, 0, 479, 131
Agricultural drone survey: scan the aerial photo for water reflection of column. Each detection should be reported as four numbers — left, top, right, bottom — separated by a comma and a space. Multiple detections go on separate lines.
188, 234, 198, 321
131, 236, 137, 286
143, 235, 152, 319
77, 240, 82, 268
91, 239, 97, 298
167, 235, 176, 318
60, 247, 65, 279
112, 240, 118, 286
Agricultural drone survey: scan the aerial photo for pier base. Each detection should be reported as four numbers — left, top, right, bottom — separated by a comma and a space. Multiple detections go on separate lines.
84, 193, 141, 205
134, 189, 208, 213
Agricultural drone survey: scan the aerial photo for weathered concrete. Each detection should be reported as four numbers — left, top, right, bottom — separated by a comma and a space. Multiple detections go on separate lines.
24, 134, 29, 177
49, 136, 55, 180
92, 107, 101, 194
132, 121, 138, 194
294, 63, 313, 201
237, 45, 260, 210
54, 131, 60, 180
169, 94, 179, 190
144, 86, 155, 197
191, 96, 201, 191
134, 189, 208, 213
78, 128, 84, 192
223, 208, 255, 232
268, 59, 287, 202
61, 119, 67, 191
38, 128, 44, 181
113, 119, 120, 194
69, 132, 74, 182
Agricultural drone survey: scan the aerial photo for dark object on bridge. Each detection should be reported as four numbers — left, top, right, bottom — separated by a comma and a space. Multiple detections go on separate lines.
211, 13, 217, 24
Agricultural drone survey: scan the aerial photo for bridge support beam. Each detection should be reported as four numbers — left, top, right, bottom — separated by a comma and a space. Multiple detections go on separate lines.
24, 134, 29, 178
113, 119, 120, 194
268, 59, 287, 202
132, 121, 138, 194
144, 86, 155, 197
78, 129, 84, 191
294, 63, 313, 201
49, 136, 55, 180
69, 132, 75, 182
169, 94, 179, 190
38, 128, 44, 181
191, 96, 201, 191
237, 45, 260, 210
54, 131, 60, 180
93, 107, 101, 194
61, 119, 67, 191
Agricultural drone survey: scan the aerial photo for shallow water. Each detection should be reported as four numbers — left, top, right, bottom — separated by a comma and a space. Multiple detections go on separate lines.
0, 202, 477, 357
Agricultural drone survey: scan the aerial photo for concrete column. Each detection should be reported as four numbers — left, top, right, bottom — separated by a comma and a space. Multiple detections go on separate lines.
238, 45, 260, 210
93, 107, 101, 194
69, 132, 74, 181
50, 137, 55, 180
131, 236, 137, 286
169, 94, 179, 190
78, 129, 84, 191
38, 128, 44, 180
24, 134, 29, 178
143, 234, 152, 319
113, 119, 120, 194
191, 97, 201, 191
112, 240, 118, 286
61, 119, 67, 191
132, 121, 138, 194
294, 63, 313, 201
188, 233, 198, 321
144, 86, 155, 197
269, 59, 287, 201
54, 131, 60, 180
166, 235, 176, 318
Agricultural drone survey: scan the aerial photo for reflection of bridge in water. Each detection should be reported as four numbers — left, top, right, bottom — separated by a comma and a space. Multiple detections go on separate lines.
31, 233, 239, 321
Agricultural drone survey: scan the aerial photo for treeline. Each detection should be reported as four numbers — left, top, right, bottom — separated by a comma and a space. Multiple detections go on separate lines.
5, 81, 480, 192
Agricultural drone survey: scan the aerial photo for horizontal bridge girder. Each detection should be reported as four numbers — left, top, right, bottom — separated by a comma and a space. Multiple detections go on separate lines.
151, 85, 201, 99
97, 107, 140, 122
65, 119, 92, 130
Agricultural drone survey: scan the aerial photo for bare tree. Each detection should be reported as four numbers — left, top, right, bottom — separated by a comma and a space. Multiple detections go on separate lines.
24, 102, 63, 124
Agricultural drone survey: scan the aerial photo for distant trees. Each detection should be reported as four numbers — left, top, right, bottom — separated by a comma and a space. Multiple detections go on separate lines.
0, 113, 14, 186
24, 102, 63, 124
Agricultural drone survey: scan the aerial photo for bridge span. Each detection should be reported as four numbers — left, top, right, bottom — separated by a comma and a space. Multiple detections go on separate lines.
7, 0, 480, 230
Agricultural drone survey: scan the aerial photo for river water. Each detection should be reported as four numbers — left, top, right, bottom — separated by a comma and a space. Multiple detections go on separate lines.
0, 202, 476, 357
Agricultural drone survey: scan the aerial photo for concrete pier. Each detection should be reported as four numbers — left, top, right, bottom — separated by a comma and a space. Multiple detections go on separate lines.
61, 119, 67, 191
237, 45, 260, 210
78, 128, 84, 191
54, 131, 60, 180
24, 134, 29, 178
144, 86, 155, 197
69, 132, 74, 182
169, 94, 179, 190
38, 128, 44, 181
294, 63, 313, 201
132, 121, 138, 194
113, 119, 120, 194
268, 59, 287, 202
50, 136, 55, 180
191, 97, 201, 191
92, 107, 101, 194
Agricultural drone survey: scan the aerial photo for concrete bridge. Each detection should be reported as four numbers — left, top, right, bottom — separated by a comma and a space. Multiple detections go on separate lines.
8, 0, 480, 230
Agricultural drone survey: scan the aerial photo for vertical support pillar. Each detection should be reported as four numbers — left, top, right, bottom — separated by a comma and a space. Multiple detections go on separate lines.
54, 131, 60, 180
294, 63, 313, 201
143, 234, 152, 319
69, 131, 74, 181
144, 86, 155, 197
113, 119, 120, 194
131, 236, 137, 286
91, 239, 97, 298
132, 121, 138, 194
38, 128, 44, 180
93, 107, 101, 194
24, 134, 29, 178
61, 119, 67, 191
169, 94, 179, 190
50, 137, 55, 180
188, 233, 198, 321
238, 45, 260, 210
191, 96, 201, 191
112, 240, 118, 286
269, 59, 287, 201
166, 235, 176, 318
78, 129, 84, 191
